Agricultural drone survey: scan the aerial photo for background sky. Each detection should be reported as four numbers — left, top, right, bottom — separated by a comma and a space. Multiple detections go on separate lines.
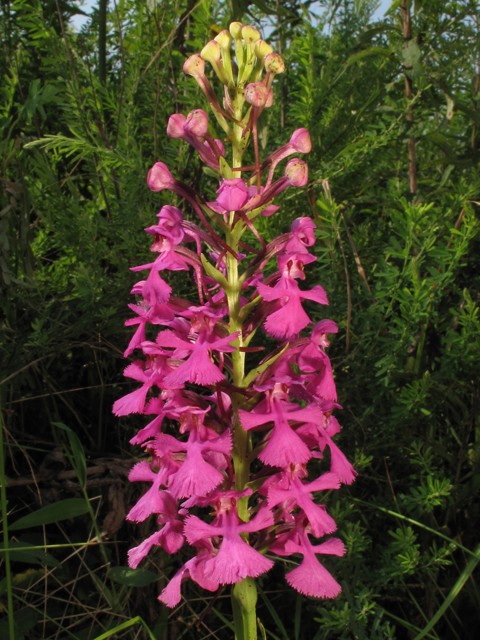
70, 0, 394, 32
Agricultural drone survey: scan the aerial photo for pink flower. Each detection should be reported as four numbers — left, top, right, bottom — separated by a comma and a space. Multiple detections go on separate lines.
285, 217, 317, 253
128, 491, 185, 567
155, 312, 239, 386
267, 468, 340, 537
270, 517, 345, 599
184, 504, 274, 584
113, 353, 183, 417
239, 389, 324, 468
126, 462, 173, 522
216, 178, 249, 211
154, 424, 232, 499
258, 275, 328, 340
297, 418, 357, 485
158, 540, 219, 608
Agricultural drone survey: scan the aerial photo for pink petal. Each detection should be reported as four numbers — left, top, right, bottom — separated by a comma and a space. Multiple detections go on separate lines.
306, 471, 341, 493
164, 346, 225, 386
142, 269, 172, 306
311, 537, 345, 556
238, 409, 271, 431
129, 461, 157, 482
298, 500, 337, 537
128, 530, 163, 569
112, 384, 150, 416
327, 436, 357, 485
238, 506, 275, 534
301, 285, 328, 305
169, 446, 224, 499
126, 484, 168, 523
264, 299, 311, 339
184, 515, 220, 545
259, 419, 311, 468
204, 537, 274, 584
129, 414, 164, 446
159, 520, 185, 554
124, 321, 146, 358
123, 361, 148, 383
158, 557, 196, 608
285, 555, 342, 599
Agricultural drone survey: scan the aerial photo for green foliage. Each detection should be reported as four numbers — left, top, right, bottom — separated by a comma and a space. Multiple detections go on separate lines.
1, 0, 479, 639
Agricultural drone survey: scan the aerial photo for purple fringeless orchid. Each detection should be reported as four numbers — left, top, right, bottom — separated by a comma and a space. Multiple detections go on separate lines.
114, 20, 355, 640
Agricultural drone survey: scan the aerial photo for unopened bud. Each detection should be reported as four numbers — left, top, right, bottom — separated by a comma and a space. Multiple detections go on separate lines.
214, 29, 232, 49
229, 21, 243, 40
285, 158, 308, 187
185, 109, 208, 139
147, 162, 174, 191
201, 40, 221, 63
242, 25, 260, 44
265, 89, 274, 108
183, 54, 205, 78
265, 53, 285, 75
254, 39, 273, 59
290, 128, 312, 153
244, 82, 269, 107
166, 114, 187, 139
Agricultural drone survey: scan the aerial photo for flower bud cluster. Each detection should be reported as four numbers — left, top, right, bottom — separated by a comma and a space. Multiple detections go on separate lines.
115, 21, 355, 611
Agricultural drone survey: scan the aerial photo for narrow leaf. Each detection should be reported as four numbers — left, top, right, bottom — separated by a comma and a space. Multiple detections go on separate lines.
10, 499, 89, 530
109, 566, 160, 587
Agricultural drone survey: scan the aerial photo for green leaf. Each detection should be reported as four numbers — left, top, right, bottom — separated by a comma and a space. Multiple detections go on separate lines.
108, 566, 160, 587
345, 47, 393, 68
201, 254, 230, 290
10, 499, 89, 530
52, 422, 87, 488
385, 0, 405, 16
244, 344, 289, 387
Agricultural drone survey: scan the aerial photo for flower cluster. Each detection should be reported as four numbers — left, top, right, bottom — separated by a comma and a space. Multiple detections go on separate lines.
114, 21, 356, 614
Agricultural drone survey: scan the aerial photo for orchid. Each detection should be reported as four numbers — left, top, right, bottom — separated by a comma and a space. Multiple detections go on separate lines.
115, 21, 355, 640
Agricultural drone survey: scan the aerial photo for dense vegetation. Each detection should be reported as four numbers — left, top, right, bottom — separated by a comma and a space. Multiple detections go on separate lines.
1, 0, 479, 638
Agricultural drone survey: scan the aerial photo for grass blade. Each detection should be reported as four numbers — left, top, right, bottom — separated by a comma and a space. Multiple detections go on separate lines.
0, 398, 15, 640
91, 616, 157, 640
257, 585, 290, 640
413, 543, 480, 640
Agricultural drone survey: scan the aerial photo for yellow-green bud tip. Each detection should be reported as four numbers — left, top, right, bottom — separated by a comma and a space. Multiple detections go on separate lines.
201, 40, 221, 63
241, 25, 260, 44
254, 39, 273, 59
214, 29, 232, 49
229, 21, 243, 40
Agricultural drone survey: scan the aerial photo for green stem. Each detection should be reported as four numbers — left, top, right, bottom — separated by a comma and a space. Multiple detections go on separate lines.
0, 397, 16, 640
227, 86, 258, 640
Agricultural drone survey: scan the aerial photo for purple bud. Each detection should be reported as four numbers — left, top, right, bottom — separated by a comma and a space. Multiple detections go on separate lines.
147, 162, 175, 191
184, 109, 208, 139
167, 114, 187, 139
285, 158, 308, 187
205, 138, 225, 157
216, 178, 249, 211
244, 82, 269, 107
290, 129, 312, 154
